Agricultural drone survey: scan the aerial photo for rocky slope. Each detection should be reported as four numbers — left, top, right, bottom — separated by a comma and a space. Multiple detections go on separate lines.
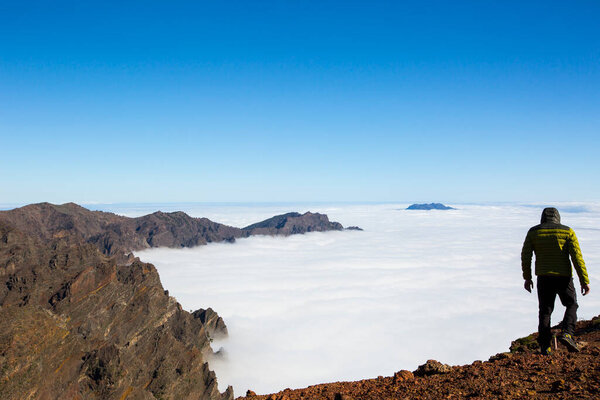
238, 316, 600, 400
0, 203, 346, 257
0, 203, 350, 400
243, 212, 343, 235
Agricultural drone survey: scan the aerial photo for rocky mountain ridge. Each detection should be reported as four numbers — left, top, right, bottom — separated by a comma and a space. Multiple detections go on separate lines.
0, 203, 350, 400
0, 202, 347, 257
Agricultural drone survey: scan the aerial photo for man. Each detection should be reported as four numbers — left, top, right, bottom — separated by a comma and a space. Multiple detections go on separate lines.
521, 207, 590, 355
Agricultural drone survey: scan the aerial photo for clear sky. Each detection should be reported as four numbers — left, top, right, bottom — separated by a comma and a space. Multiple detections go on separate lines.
1, 1, 599, 204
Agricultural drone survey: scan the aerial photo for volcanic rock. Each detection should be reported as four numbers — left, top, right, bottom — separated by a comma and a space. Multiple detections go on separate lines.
242, 212, 343, 235
393, 369, 415, 382
333, 393, 352, 400
413, 359, 452, 376
345, 226, 363, 231
0, 203, 349, 399
193, 307, 229, 339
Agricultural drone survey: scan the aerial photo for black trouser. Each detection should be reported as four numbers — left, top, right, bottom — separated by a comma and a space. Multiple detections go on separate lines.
537, 275, 578, 348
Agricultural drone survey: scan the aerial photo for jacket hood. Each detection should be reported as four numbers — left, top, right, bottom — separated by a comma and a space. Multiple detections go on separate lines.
541, 207, 561, 224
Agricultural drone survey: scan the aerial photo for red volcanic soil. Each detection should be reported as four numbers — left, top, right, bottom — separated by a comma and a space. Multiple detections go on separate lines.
239, 316, 600, 400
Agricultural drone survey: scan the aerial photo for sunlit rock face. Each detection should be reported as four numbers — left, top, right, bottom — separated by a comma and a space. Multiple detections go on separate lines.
0, 205, 232, 400
0, 203, 347, 399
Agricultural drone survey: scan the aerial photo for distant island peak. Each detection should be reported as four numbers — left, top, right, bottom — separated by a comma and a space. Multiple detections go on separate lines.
406, 203, 455, 210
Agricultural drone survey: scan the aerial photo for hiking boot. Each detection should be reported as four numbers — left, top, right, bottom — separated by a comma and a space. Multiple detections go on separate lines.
540, 346, 553, 356
558, 333, 580, 353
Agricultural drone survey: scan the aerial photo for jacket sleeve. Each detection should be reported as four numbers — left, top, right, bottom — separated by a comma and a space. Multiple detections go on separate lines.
521, 231, 533, 281
568, 229, 589, 285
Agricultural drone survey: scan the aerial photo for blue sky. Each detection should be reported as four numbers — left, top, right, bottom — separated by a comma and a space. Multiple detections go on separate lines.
1, 1, 599, 204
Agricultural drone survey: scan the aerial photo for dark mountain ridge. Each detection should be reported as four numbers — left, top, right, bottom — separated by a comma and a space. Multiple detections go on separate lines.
0, 202, 347, 256
0, 203, 351, 400
406, 203, 455, 210
243, 212, 343, 235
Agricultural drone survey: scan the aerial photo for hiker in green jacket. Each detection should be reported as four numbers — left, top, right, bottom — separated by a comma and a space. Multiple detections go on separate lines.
521, 207, 590, 355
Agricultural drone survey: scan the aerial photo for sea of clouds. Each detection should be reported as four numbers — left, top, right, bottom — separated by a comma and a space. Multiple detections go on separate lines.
108, 202, 600, 396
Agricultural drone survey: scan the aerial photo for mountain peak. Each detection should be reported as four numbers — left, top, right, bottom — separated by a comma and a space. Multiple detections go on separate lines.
406, 203, 455, 210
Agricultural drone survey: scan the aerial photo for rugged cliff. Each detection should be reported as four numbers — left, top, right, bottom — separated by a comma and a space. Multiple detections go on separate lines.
243, 212, 343, 236
0, 203, 350, 400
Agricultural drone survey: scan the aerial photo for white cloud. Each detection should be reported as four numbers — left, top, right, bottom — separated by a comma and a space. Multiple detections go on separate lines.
134, 203, 600, 396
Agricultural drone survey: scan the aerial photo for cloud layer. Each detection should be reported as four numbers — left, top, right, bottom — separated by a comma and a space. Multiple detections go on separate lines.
133, 203, 600, 396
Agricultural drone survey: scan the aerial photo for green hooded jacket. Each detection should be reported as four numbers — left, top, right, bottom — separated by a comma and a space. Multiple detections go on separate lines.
521, 207, 589, 285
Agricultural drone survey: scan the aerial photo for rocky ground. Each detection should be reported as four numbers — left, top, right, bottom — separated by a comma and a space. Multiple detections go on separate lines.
239, 316, 600, 400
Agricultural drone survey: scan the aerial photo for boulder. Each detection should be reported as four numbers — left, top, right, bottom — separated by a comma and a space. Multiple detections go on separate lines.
414, 359, 452, 377
393, 370, 415, 382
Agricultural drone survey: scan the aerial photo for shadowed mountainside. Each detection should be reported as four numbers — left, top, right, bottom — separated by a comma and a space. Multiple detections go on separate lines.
243, 212, 343, 235
0, 203, 350, 400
